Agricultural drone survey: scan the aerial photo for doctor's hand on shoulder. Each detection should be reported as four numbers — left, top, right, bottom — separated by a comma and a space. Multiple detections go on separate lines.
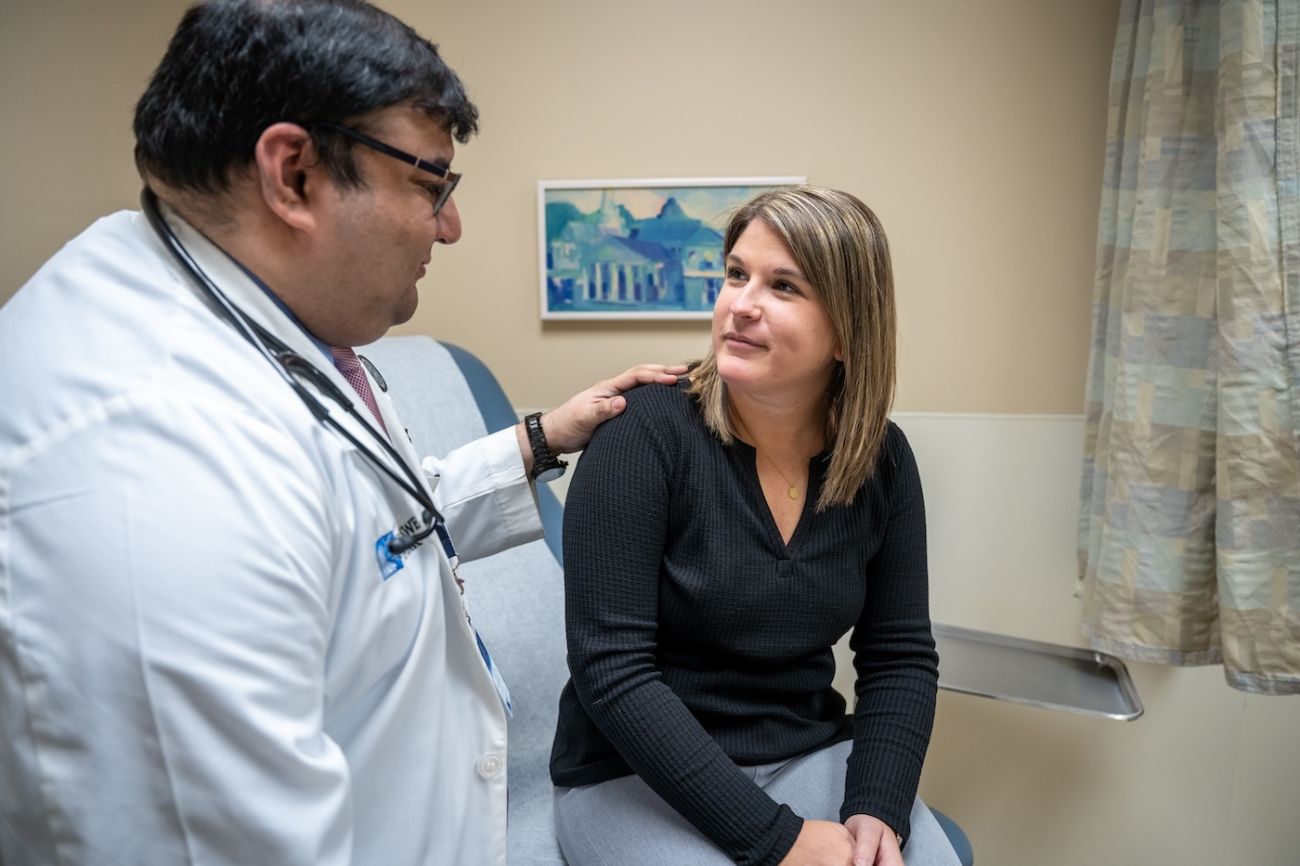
516, 363, 687, 468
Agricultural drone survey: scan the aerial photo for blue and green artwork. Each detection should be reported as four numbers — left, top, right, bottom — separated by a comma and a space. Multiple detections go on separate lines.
539, 179, 799, 320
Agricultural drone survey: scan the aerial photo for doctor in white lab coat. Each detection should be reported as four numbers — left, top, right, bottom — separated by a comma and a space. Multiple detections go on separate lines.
0, 2, 681, 864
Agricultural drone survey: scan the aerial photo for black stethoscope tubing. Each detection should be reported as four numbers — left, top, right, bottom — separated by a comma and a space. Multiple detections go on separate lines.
140, 187, 441, 556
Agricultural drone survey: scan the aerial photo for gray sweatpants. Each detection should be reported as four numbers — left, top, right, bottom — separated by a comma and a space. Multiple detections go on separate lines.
554, 739, 962, 866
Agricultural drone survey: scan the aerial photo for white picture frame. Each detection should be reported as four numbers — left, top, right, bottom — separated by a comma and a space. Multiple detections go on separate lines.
538, 176, 805, 321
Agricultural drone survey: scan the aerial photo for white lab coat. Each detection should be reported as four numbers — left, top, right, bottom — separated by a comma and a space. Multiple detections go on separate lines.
0, 207, 542, 865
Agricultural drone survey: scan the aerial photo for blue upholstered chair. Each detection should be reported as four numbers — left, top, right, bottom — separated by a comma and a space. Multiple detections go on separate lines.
361, 335, 973, 866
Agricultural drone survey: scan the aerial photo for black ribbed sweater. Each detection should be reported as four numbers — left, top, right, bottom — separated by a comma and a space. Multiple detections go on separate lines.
549, 382, 938, 866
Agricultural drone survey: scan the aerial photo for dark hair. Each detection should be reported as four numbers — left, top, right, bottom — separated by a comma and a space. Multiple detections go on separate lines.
133, 0, 479, 193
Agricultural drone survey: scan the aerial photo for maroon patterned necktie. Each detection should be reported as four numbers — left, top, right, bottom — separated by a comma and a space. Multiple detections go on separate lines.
330, 346, 388, 435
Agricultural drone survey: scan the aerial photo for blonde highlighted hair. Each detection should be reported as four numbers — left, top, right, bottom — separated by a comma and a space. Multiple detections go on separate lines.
689, 185, 897, 510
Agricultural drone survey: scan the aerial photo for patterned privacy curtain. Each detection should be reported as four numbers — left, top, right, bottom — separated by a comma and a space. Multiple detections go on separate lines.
1079, 0, 1300, 695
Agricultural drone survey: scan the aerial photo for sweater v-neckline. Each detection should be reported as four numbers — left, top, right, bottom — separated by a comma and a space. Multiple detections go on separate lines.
735, 440, 819, 553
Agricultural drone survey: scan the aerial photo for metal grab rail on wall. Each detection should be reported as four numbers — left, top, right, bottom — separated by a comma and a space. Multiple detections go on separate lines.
933, 623, 1143, 721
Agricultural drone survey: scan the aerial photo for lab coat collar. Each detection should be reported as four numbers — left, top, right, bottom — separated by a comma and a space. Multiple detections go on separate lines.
142, 201, 428, 487
145, 201, 334, 376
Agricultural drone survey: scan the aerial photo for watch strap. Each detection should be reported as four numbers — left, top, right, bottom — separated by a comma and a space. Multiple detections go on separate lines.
524, 412, 567, 480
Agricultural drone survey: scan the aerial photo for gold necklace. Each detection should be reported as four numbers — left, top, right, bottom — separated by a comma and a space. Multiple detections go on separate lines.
756, 450, 802, 500
732, 412, 802, 500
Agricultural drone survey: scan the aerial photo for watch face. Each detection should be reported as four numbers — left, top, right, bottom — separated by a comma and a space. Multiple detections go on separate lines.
534, 464, 565, 483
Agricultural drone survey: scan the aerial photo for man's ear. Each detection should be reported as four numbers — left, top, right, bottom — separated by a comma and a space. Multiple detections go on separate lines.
253, 122, 325, 231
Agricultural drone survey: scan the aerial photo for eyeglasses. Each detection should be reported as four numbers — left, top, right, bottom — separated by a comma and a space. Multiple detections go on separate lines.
313, 121, 461, 217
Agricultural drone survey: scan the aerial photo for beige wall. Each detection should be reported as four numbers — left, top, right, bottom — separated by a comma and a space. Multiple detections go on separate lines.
386, 0, 1113, 416
0, 0, 182, 291
10, 2, 1296, 865
3, 0, 1109, 416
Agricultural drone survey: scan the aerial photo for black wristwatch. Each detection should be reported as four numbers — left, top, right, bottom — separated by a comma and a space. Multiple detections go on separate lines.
524, 412, 567, 483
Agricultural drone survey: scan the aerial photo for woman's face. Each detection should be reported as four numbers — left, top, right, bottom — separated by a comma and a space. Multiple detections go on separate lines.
712, 219, 842, 403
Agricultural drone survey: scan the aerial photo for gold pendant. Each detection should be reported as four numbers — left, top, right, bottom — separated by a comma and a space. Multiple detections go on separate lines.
787, 486, 799, 500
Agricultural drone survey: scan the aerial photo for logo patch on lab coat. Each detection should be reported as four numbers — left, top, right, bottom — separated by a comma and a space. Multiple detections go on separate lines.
374, 514, 424, 580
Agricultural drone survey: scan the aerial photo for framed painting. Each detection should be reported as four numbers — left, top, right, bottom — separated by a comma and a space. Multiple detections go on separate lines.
538, 177, 804, 320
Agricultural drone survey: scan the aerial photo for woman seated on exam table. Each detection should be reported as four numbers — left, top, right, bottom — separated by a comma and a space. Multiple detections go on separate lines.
549, 186, 960, 866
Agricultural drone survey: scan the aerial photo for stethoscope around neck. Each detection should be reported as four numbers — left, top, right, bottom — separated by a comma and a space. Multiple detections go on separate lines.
140, 187, 443, 557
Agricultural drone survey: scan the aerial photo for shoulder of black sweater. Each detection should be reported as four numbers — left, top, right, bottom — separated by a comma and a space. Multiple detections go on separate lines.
876, 420, 918, 476
881, 418, 911, 456
827, 419, 921, 519
864, 420, 923, 517
575, 379, 701, 474
589, 378, 699, 440
618, 376, 694, 409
